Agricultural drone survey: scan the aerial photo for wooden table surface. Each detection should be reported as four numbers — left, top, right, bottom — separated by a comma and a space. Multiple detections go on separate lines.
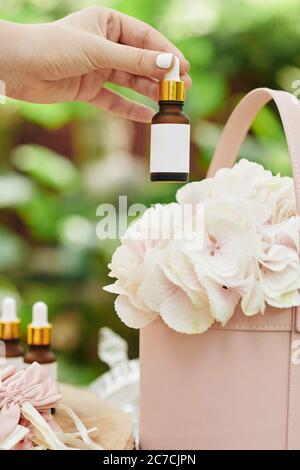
55, 383, 135, 450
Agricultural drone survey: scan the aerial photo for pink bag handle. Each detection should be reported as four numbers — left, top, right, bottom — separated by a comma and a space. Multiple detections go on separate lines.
207, 88, 300, 213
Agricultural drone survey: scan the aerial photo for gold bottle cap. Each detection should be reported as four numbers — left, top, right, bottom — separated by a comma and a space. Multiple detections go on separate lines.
0, 320, 21, 340
158, 56, 186, 102
27, 324, 52, 346
27, 302, 52, 346
0, 297, 21, 340
159, 80, 185, 102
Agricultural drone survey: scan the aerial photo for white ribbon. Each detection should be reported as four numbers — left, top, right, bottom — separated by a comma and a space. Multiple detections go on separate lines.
21, 402, 67, 450
20, 401, 103, 450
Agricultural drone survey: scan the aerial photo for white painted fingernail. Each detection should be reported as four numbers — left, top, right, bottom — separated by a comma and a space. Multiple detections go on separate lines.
156, 53, 173, 69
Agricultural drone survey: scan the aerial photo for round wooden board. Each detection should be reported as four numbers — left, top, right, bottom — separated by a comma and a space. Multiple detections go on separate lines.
55, 383, 135, 450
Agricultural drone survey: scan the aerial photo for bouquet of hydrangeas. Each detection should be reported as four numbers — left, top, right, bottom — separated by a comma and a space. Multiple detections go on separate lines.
104, 160, 300, 334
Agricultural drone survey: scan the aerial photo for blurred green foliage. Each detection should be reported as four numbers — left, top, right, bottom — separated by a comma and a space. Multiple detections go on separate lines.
0, 0, 299, 384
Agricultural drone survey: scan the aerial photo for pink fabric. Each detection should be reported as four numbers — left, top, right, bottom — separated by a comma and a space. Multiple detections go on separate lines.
0, 362, 61, 443
12, 412, 62, 450
140, 313, 292, 449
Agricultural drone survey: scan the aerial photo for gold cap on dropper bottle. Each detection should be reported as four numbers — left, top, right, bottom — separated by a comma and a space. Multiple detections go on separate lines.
0, 297, 21, 340
159, 56, 185, 102
27, 301, 52, 346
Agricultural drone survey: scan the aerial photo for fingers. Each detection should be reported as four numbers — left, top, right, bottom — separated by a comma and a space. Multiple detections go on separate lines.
99, 39, 189, 81
108, 70, 159, 100
182, 73, 192, 89
59, 8, 191, 83
98, 39, 169, 79
117, 11, 190, 74
87, 87, 155, 122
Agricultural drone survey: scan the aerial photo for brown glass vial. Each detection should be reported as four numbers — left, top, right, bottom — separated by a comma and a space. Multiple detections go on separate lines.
0, 297, 24, 370
24, 302, 57, 381
150, 57, 190, 183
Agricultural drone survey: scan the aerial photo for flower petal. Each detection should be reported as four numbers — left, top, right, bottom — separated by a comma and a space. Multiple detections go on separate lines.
103, 281, 126, 294
114, 295, 157, 328
138, 265, 177, 312
160, 288, 214, 334
265, 290, 300, 309
199, 276, 240, 324
240, 276, 265, 316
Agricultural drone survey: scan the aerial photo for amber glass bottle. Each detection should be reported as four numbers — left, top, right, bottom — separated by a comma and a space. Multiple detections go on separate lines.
150, 57, 190, 182
0, 297, 24, 370
24, 302, 57, 381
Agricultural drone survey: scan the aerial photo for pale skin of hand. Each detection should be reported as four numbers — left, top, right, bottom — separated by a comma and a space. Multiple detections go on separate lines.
0, 6, 191, 122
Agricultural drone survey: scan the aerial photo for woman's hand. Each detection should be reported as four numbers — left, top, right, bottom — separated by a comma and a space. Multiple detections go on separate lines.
0, 6, 191, 122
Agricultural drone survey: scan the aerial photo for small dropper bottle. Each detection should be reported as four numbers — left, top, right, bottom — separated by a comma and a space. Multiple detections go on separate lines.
24, 301, 57, 381
150, 56, 190, 182
0, 297, 24, 370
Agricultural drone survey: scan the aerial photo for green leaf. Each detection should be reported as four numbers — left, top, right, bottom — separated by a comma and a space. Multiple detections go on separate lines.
57, 215, 96, 249
178, 38, 215, 68
12, 145, 79, 192
10, 100, 73, 130
17, 191, 64, 241
0, 276, 20, 305
186, 73, 227, 118
0, 172, 34, 208
0, 227, 28, 271
7, 99, 98, 130
252, 107, 285, 142
57, 355, 104, 385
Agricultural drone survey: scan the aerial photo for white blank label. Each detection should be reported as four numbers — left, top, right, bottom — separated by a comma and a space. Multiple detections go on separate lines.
150, 124, 190, 173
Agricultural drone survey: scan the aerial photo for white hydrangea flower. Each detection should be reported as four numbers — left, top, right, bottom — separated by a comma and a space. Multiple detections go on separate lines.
104, 160, 300, 334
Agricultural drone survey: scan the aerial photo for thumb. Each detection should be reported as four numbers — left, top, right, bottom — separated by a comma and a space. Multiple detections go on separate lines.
100, 39, 176, 79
